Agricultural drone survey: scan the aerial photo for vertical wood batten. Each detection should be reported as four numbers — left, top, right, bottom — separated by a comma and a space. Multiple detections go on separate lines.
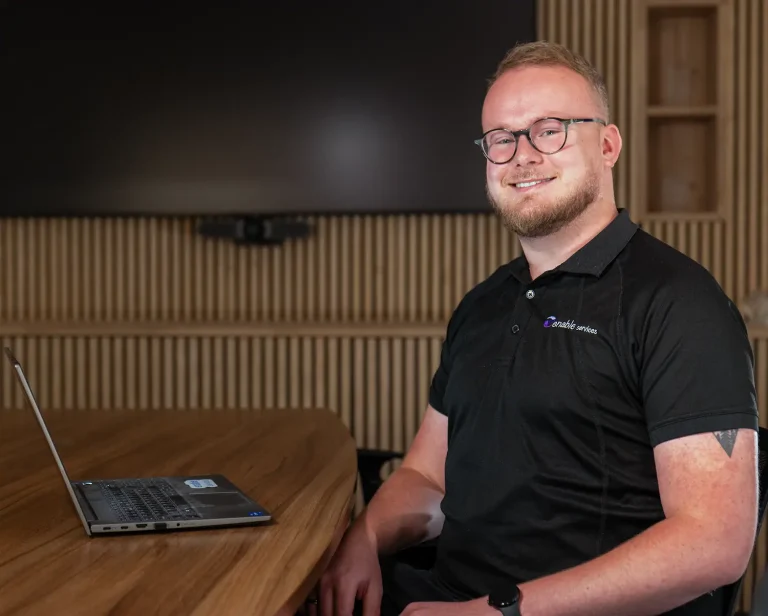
747, 0, 759, 295
735, 0, 748, 304
762, 0, 768, 290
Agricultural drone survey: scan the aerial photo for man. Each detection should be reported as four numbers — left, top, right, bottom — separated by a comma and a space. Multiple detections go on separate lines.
312, 41, 759, 616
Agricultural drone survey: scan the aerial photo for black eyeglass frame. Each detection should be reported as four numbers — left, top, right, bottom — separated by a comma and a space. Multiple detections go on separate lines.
474, 117, 607, 164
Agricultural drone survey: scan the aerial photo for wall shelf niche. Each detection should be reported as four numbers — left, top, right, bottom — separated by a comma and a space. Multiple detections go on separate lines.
647, 116, 717, 214
631, 0, 733, 221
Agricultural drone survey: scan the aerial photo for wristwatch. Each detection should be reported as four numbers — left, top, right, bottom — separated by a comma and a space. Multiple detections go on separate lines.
488, 586, 522, 616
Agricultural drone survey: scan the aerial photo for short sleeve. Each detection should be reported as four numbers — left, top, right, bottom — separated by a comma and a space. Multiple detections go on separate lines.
428, 333, 452, 415
427, 262, 516, 416
640, 277, 759, 447
428, 285, 479, 415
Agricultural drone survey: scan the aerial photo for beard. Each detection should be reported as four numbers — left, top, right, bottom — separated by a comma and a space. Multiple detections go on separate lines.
486, 169, 600, 239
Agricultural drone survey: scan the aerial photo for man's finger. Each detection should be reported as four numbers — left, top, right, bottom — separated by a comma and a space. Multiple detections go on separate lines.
319, 578, 334, 616
334, 580, 360, 616
361, 583, 382, 616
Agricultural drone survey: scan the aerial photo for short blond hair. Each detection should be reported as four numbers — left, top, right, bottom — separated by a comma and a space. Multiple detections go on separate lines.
489, 41, 610, 121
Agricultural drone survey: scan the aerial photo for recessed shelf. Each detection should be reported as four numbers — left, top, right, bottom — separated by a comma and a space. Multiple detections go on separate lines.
633, 0, 732, 222
647, 117, 717, 214
648, 6, 718, 107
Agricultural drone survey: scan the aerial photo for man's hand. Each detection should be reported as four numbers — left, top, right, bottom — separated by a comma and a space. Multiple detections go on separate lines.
400, 597, 498, 616
316, 522, 383, 616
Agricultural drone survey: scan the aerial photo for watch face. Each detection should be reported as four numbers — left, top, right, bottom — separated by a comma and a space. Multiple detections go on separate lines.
489, 586, 520, 608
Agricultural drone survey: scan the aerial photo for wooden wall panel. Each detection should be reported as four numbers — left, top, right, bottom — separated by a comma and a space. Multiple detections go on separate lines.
732, 0, 768, 304
0, 0, 766, 607
0, 331, 442, 455
0, 215, 521, 324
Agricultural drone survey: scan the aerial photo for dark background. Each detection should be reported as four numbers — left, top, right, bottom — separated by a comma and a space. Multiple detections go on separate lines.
1, 1, 536, 217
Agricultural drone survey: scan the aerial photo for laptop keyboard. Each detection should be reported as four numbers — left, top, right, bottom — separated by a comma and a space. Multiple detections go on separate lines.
98, 479, 201, 522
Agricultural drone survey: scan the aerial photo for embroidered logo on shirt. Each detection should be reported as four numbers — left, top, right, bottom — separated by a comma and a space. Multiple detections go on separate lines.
543, 315, 598, 335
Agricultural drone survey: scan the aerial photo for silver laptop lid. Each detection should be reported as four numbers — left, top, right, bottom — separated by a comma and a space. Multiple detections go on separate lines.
4, 347, 92, 536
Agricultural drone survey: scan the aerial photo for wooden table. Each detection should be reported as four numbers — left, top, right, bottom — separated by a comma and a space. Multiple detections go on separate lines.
0, 408, 358, 616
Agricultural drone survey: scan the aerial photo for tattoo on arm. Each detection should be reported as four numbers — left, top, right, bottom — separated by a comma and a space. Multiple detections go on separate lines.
713, 429, 739, 457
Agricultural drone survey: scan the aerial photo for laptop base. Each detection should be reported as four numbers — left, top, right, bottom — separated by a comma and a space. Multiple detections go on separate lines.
72, 474, 271, 535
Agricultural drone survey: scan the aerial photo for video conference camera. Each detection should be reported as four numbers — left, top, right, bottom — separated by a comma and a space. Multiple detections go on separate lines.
196, 216, 312, 246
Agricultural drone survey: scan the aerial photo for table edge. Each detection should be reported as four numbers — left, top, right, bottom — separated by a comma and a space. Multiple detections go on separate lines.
277, 489, 355, 616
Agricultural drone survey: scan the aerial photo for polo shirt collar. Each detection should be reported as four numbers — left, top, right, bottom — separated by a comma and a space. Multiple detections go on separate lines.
508, 208, 639, 283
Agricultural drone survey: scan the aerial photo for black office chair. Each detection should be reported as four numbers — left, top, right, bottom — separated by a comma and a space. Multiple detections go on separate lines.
357, 426, 768, 614
357, 448, 405, 505
748, 569, 768, 616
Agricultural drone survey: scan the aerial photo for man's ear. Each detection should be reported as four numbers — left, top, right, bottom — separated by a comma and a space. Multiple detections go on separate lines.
601, 124, 622, 168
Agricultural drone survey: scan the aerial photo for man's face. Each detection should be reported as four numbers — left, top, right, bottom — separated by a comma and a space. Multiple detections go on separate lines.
481, 65, 612, 239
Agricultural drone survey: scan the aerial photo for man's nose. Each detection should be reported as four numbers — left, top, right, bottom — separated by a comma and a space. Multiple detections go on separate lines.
513, 134, 544, 165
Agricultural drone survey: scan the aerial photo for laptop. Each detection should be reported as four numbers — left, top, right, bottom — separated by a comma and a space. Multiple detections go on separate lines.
4, 347, 272, 536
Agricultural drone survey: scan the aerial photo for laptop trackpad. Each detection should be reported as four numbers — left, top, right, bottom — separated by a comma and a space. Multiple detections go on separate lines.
187, 492, 248, 508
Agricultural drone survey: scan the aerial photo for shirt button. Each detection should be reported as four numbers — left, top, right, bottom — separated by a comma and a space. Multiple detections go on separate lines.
526, 290, 535, 299
511, 324, 520, 334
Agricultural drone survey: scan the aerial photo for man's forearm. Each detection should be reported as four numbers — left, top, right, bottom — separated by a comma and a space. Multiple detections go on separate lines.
516, 515, 748, 616
354, 467, 445, 555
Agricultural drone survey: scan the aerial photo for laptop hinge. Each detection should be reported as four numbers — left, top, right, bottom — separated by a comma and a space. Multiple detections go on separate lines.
73, 484, 98, 522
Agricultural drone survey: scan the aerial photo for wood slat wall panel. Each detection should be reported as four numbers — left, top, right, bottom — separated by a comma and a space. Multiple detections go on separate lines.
0, 333, 442, 455
0, 216, 521, 324
0, 0, 766, 606
733, 0, 768, 303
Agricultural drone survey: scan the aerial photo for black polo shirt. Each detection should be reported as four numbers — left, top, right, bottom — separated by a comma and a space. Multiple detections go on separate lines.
428, 209, 758, 611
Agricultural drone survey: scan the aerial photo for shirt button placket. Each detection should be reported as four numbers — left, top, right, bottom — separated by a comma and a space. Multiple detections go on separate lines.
511, 289, 536, 335
503, 283, 542, 352
511, 288, 537, 334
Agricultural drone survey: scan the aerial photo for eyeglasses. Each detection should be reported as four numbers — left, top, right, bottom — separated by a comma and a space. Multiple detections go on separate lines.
474, 117, 606, 165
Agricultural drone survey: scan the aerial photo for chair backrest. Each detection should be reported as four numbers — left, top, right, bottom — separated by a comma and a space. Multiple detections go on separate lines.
356, 448, 404, 506
722, 426, 768, 616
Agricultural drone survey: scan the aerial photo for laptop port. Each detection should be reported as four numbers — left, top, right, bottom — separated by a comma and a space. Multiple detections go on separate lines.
136, 524, 147, 528
120, 526, 129, 530
154, 522, 167, 530
104, 527, 111, 530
